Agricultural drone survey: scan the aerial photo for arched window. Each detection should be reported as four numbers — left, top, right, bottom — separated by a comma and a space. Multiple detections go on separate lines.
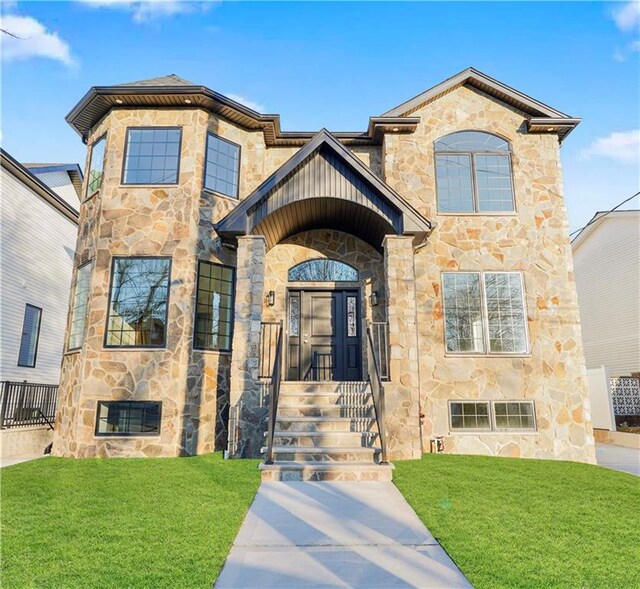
288, 259, 359, 282
434, 131, 515, 213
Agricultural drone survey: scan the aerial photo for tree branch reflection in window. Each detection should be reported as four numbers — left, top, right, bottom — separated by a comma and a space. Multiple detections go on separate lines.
288, 259, 358, 282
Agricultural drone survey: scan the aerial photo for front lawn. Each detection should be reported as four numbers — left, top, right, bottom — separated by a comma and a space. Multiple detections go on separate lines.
1, 452, 260, 589
394, 454, 640, 589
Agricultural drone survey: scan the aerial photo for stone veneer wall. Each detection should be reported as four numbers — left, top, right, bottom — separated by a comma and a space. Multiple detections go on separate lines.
382, 85, 595, 462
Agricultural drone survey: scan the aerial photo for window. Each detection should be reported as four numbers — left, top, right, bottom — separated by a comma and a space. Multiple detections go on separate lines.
449, 400, 536, 432
18, 304, 42, 367
288, 259, 359, 282
442, 272, 528, 355
86, 135, 106, 196
194, 261, 234, 351
68, 262, 92, 350
122, 128, 181, 185
204, 133, 240, 198
95, 401, 161, 436
105, 257, 171, 348
435, 131, 515, 213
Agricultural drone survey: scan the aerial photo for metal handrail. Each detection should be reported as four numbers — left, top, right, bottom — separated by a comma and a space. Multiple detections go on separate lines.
366, 326, 389, 464
264, 321, 284, 464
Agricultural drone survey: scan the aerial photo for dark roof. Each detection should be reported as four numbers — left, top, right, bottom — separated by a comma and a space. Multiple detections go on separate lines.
23, 163, 84, 198
1, 149, 79, 223
118, 74, 195, 87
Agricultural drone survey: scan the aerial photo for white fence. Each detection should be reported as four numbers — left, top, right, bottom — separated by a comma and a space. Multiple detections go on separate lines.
586, 367, 616, 431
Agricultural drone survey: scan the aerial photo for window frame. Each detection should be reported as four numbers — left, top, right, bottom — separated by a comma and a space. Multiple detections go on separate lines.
441, 271, 530, 357
492, 400, 537, 432
192, 260, 235, 353
202, 132, 242, 200
434, 131, 516, 215
120, 126, 183, 186
86, 134, 107, 199
94, 400, 162, 437
17, 304, 42, 368
448, 400, 537, 433
288, 259, 360, 283
104, 256, 172, 350
67, 260, 93, 352
448, 400, 492, 432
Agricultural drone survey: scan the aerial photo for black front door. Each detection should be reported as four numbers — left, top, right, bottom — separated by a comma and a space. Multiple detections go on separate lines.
286, 289, 361, 381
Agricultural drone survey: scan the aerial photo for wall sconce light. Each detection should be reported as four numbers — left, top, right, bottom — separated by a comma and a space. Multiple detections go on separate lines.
267, 291, 275, 307
370, 291, 379, 306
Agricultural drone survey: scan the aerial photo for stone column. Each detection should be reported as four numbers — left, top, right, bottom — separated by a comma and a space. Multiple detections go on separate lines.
383, 235, 422, 459
228, 235, 267, 458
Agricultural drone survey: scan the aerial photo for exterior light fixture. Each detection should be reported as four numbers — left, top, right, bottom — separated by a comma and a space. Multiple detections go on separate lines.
392, 127, 399, 132
267, 291, 275, 306
184, 99, 192, 104
115, 99, 123, 104
370, 291, 379, 306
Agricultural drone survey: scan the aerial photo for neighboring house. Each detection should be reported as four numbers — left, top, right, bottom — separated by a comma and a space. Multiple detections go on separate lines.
52, 68, 596, 475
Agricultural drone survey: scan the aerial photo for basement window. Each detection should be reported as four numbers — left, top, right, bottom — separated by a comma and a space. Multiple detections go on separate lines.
95, 401, 162, 436
449, 401, 491, 431
449, 400, 536, 432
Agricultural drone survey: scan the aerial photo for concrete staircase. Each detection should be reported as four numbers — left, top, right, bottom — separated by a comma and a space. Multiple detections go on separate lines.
260, 381, 393, 481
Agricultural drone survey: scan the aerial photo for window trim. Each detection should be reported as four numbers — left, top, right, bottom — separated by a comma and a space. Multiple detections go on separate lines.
120, 126, 183, 186
192, 260, 236, 352
441, 271, 530, 357
67, 260, 93, 352
448, 400, 537, 433
202, 132, 242, 200
85, 133, 107, 199
17, 304, 42, 368
434, 130, 516, 214
288, 259, 360, 283
94, 400, 163, 437
104, 256, 172, 350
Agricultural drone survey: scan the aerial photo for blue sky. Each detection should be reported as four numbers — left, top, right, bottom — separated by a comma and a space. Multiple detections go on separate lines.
2, 1, 639, 232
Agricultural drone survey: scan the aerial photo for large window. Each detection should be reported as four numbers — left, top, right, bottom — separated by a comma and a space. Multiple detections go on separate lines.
87, 135, 106, 196
95, 401, 161, 436
122, 128, 181, 185
435, 131, 515, 213
288, 259, 359, 282
105, 257, 171, 348
68, 262, 92, 350
194, 261, 234, 351
204, 133, 240, 198
442, 272, 528, 355
18, 304, 42, 367
449, 400, 536, 432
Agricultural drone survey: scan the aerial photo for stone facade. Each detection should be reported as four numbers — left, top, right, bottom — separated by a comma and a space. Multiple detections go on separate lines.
53, 76, 595, 464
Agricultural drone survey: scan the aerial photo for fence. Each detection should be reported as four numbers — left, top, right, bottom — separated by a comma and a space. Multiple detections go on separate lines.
0, 381, 58, 429
611, 376, 640, 416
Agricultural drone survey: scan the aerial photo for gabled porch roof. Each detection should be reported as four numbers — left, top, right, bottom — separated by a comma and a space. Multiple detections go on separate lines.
215, 129, 432, 251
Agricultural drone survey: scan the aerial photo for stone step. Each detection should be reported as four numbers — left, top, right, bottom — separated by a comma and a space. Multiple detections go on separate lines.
275, 417, 377, 432
259, 461, 394, 482
278, 382, 369, 396
263, 445, 380, 463
273, 431, 380, 448
277, 404, 375, 418
278, 393, 372, 407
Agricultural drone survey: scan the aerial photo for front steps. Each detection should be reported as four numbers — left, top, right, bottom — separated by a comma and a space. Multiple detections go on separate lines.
260, 381, 392, 481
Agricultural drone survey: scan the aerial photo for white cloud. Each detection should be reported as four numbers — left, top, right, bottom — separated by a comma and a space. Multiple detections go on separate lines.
580, 130, 640, 164
613, 1, 640, 32
1, 14, 76, 67
76, 0, 218, 22
225, 93, 265, 113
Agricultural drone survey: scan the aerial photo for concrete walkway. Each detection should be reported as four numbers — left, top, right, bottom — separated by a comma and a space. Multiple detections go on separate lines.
215, 482, 472, 589
596, 443, 640, 476
0, 454, 47, 468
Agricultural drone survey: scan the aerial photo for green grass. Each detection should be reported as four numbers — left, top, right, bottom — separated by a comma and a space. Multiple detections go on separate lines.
394, 454, 640, 589
1, 452, 260, 589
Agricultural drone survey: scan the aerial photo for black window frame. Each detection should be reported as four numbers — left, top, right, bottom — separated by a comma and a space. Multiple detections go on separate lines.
434, 130, 516, 214
203, 132, 241, 199
193, 260, 235, 352
121, 126, 182, 186
104, 256, 172, 349
94, 400, 162, 437
17, 304, 42, 368
288, 259, 360, 283
86, 133, 107, 198
67, 260, 93, 352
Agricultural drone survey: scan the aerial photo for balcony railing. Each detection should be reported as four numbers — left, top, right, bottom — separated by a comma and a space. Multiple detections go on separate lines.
0, 381, 58, 429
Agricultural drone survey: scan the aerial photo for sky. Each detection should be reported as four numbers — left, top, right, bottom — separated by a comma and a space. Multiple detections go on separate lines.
1, 0, 639, 233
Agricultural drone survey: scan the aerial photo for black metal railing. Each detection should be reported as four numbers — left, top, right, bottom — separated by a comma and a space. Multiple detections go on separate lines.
0, 381, 57, 430
366, 327, 388, 464
264, 321, 284, 464
370, 321, 390, 381
259, 321, 281, 379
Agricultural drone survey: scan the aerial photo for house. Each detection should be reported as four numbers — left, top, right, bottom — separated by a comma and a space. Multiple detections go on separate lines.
0, 149, 81, 457
51, 68, 596, 477
572, 210, 640, 377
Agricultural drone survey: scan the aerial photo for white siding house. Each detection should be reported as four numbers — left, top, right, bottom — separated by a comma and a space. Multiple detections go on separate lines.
0, 150, 80, 385
572, 210, 640, 377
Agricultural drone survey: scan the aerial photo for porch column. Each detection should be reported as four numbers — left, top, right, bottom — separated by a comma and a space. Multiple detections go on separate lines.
228, 235, 267, 458
383, 235, 422, 459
